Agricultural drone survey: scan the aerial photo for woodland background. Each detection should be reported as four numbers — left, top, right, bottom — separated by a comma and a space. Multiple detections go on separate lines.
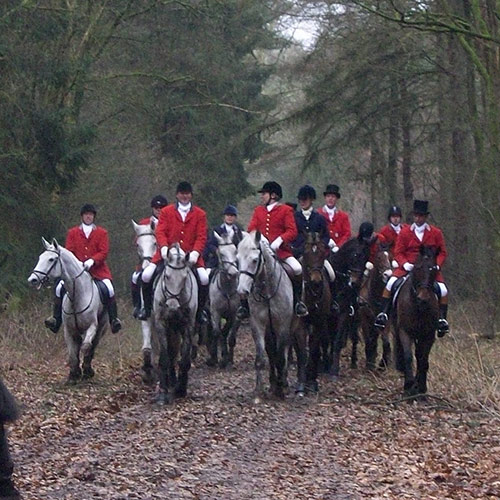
1, 0, 499, 336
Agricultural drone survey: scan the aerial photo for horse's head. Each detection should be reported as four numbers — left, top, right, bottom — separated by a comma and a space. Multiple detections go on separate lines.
162, 243, 190, 314
372, 243, 392, 283
412, 245, 438, 302
331, 237, 370, 289
28, 238, 63, 289
237, 230, 264, 296
303, 232, 327, 285
214, 232, 238, 279
132, 220, 157, 268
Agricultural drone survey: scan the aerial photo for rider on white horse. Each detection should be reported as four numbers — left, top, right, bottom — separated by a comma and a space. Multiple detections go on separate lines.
139, 182, 209, 324
131, 195, 168, 318
237, 181, 308, 319
44, 204, 122, 334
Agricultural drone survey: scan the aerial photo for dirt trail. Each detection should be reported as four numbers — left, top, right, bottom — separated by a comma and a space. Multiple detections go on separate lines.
6, 328, 500, 499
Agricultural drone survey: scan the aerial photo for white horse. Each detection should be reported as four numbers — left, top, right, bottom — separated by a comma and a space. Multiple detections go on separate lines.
132, 220, 157, 383
153, 243, 198, 404
206, 232, 242, 368
28, 238, 107, 383
237, 230, 295, 400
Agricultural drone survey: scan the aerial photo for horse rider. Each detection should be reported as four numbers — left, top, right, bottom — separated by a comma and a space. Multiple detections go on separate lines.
356, 221, 390, 265
317, 184, 351, 252
374, 200, 450, 337
131, 195, 168, 318
378, 205, 408, 264
139, 182, 209, 324
237, 181, 308, 319
290, 185, 337, 301
203, 204, 244, 270
0, 377, 20, 500
44, 204, 122, 334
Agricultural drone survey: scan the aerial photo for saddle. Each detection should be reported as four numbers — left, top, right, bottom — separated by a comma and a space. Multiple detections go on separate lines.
94, 280, 110, 304
391, 276, 441, 307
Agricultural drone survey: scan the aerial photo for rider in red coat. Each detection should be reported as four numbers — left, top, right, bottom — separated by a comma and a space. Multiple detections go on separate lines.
131, 195, 168, 318
374, 200, 449, 337
139, 182, 209, 323
317, 184, 351, 251
378, 205, 408, 263
237, 181, 308, 319
44, 204, 122, 334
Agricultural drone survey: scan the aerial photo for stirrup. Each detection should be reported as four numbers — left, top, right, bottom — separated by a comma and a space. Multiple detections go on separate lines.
137, 308, 150, 321
374, 312, 388, 329
295, 301, 309, 317
44, 316, 61, 333
236, 305, 250, 320
437, 319, 449, 338
111, 318, 122, 334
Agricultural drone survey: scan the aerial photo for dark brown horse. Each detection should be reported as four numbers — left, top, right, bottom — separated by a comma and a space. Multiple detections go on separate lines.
393, 245, 439, 396
358, 243, 393, 370
301, 232, 333, 392
327, 236, 371, 377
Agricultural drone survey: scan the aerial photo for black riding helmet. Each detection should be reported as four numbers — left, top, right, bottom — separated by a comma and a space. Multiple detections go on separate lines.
258, 181, 283, 199
151, 195, 168, 209
358, 222, 374, 242
80, 203, 97, 215
387, 205, 402, 219
297, 185, 316, 200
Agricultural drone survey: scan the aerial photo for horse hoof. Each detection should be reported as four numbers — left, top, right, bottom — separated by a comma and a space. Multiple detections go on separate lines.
175, 388, 187, 399
155, 392, 172, 406
82, 368, 95, 379
81, 343, 92, 357
141, 369, 156, 385
205, 358, 218, 367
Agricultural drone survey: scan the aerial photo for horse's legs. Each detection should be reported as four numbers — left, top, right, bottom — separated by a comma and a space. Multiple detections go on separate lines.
252, 328, 266, 400
227, 318, 240, 366
65, 328, 82, 382
398, 328, 416, 395
306, 323, 320, 392
219, 318, 231, 368
362, 314, 378, 370
379, 327, 392, 370
140, 320, 155, 384
155, 324, 172, 405
273, 327, 289, 399
415, 335, 434, 395
206, 314, 219, 367
175, 325, 192, 399
350, 317, 359, 369
292, 321, 307, 396
264, 329, 279, 397
331, 313, 348, 378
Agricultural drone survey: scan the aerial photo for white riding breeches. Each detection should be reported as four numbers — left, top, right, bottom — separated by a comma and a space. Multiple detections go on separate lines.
197, 267, 209, 286
323, 260, 336, 282
142, 262, 157, 283
385, 275, 448, 296
56, 278, 115, 297
131, 270, 141, 285
284, 256, 302, 276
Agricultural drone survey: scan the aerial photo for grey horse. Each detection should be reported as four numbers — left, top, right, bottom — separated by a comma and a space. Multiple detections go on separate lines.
206, 231, 242, 368
153, 243, 198, 404
237, 230, 295, 401
28, 238, 107, 383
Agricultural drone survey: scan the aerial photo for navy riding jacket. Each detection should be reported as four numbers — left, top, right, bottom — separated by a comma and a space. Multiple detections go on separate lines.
291, 210, 330, 258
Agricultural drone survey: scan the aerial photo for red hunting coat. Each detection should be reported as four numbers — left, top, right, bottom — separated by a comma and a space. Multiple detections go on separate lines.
153, 204, 208, 266
367, 232, 390, 263
378, 223, 409, 257
393, 224, 447, 281
247, 203, 298, 260
317, 208, 351, 247
65, 225, 113, 280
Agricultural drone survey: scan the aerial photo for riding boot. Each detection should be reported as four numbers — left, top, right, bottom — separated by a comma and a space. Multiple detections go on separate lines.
0, 425, 19, 500
236, 297, 250, 320
374, 296, 391, 329
292, 275, 308, 317
107, 297, 122, 334
197, 284, 209, 324
138, 281, 153, 321
329, 282, 339, 313
44, 295, 62, 333
131, 281, 142, 319
437, 303, 449, 338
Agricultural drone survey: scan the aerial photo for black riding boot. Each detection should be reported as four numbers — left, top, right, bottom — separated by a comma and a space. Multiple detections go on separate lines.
0, 425, 19, 500
329, 282, 339, 313
44, 295, 62, 333
292, 275, 308, 317
131, 281, 142, 319
138, 281, 153, 321
236, 297, 250, 320
374, 296, 391, 329
197, 284, 209, 324
437, 304, 449, 338
107, 297, 122, 334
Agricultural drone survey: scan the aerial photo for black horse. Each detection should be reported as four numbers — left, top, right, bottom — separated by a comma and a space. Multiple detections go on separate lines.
327, 236, 371, 377
393, 245, 439, 397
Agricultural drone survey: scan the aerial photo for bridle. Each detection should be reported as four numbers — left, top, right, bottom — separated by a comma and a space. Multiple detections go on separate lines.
136, 231, 156, 262
160, 251, 193, 307
31, 249, 62, 287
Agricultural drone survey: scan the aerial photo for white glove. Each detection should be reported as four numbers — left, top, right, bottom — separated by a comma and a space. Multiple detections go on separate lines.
270, 237, 283, 252
188, 250, 200, 265
392, 260, 399, 269
403, 262, 414, 272
83, 259, 94, 270
365, 262, 374, 271
328, 238, 337, 249
161, 246, 168, 260
332, 245, 339, 253
435, 264, 440, 271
